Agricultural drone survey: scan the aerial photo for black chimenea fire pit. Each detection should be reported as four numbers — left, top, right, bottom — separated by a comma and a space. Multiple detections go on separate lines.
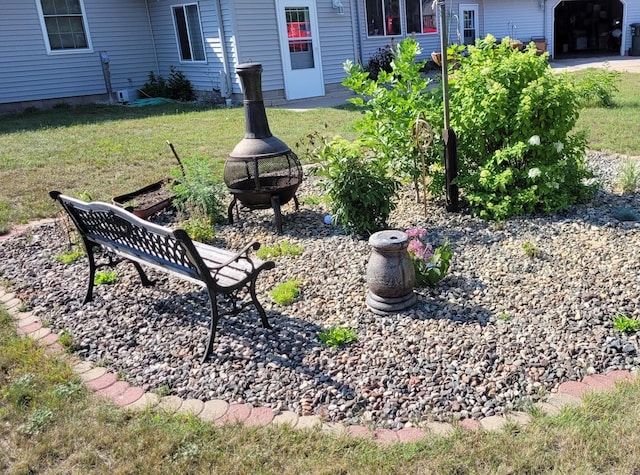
224, 63, 303, 233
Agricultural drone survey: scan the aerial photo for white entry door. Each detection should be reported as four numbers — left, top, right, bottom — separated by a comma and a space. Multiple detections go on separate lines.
459, 4, 479, 45
276, 0, 324, 100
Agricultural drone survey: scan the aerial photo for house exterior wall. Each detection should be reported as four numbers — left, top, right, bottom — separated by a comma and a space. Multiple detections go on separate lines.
0, 0, 157, 109
145, 0, 227, 99
483, 0, 544, 45
230, 0, 356, 98
355, 0, 483, 67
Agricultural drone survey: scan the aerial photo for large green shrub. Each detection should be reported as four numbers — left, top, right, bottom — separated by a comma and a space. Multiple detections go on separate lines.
312, 137, 399, 237
342, 38, 444, 199
449, 35, 596, 220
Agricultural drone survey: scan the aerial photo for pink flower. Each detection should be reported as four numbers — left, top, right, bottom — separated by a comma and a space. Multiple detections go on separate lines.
406, 227, 427, 239
407, 239, 425, 259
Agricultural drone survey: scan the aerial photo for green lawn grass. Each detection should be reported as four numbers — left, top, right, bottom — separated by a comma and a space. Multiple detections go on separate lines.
0, 102, 358, 233
1, 71, 638, 234
574, 71, 640, 156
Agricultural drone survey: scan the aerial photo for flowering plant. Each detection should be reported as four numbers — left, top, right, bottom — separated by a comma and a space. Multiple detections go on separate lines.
406, 228, 452, 287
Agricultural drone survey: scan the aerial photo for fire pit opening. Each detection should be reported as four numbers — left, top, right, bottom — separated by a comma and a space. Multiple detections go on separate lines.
223, 63, 303, 233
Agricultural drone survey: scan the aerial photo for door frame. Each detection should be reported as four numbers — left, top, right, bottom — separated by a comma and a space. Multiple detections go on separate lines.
459, 4, 480, 45
275, 0, 325, 100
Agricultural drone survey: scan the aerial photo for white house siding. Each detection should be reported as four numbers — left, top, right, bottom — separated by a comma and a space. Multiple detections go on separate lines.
316, 1, 359, 87
0, 0, 157, 107
230, 0, 284, 94
483, 0, 544, 45
622, 0, 640, 54
146, 0, 226, 97
228, 1, 357, 97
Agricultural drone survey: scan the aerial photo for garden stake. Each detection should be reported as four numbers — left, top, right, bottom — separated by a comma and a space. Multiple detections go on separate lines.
166, 140, 186, 178
434, 0, 460, 212
412, 115, 434, 217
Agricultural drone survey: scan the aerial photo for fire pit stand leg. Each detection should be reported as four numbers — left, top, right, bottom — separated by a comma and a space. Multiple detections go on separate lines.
293, 195, 300, 211
227, 197, 238, 224
271, 195, 283, 234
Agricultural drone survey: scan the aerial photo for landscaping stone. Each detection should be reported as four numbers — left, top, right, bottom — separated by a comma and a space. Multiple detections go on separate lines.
1, 151, 639, 431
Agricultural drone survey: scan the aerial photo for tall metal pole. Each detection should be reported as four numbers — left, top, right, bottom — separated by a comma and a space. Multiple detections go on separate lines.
436, 0, 459, 212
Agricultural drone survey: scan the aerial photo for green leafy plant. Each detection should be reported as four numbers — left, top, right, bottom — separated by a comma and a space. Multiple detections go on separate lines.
77, 191, 93, 202
170, 154, 226, 225
343, 38, 444, 199
498, 311, 512, 322
18, 408, 53, 436
449, 34, 597, 220
617, 159, 640, 194
166, 66, 195, 102
51, 381, 84, 400
363, 45, 394, 80
94, 270, 117, 285
3, 373, 37, 408
55, 246, 84, 265
522, 241, 541, 259
405, 228, 452, 287
179, 213, 215, 243
270, 279, 301, 306
300, 195, 323, 206
58, 331, 75, 350
139, 67, 195, 101
256, 241, 303, 260
318, 326, 358, 348
572, 68, 620, 108
312, 136, 399, 237
613, 314, 640, 334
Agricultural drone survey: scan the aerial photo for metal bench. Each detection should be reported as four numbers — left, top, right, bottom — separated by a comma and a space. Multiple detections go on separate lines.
49, 191, 275, 363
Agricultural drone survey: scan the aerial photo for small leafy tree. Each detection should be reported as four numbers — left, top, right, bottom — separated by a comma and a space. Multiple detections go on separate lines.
449, 35, 596, 220
342, 38, 444, 200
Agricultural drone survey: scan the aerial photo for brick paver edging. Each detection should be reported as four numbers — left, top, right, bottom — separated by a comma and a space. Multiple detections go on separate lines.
1, 286, 636, 445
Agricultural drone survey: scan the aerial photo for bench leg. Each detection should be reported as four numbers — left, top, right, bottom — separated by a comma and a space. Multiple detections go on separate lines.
249, 277, 272, 330
83, 243, 97, 304
131, 261, 154, 287
202, 287, 221, 363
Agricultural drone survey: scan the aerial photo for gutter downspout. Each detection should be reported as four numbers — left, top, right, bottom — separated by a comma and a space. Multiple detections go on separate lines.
352, 0, 363, 64
215, 0, 233, 102
144, 0, 160, 74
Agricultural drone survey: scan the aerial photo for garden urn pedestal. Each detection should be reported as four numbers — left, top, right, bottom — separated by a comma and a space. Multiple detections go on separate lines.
366, 230, 416, 315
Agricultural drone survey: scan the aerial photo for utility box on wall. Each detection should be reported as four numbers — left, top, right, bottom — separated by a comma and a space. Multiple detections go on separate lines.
116, 89, 138, 103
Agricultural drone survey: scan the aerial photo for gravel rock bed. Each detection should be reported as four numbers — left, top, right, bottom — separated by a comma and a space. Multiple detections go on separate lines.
2, 151, 640, 428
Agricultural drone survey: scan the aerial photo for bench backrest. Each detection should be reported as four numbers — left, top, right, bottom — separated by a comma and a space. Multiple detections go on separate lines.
50, 191, 204, 283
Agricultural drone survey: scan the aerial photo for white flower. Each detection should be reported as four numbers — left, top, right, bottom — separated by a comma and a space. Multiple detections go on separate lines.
528, 135, 541, 146
554, 141, 564, 153
547, 181, 559, 189
528, 167, 542, 179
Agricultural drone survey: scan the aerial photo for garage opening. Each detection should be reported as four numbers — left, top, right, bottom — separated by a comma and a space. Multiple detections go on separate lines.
554, 0, 624, 57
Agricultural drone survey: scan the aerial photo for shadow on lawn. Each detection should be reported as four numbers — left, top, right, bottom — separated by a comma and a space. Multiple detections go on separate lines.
0, 102, 223, 134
